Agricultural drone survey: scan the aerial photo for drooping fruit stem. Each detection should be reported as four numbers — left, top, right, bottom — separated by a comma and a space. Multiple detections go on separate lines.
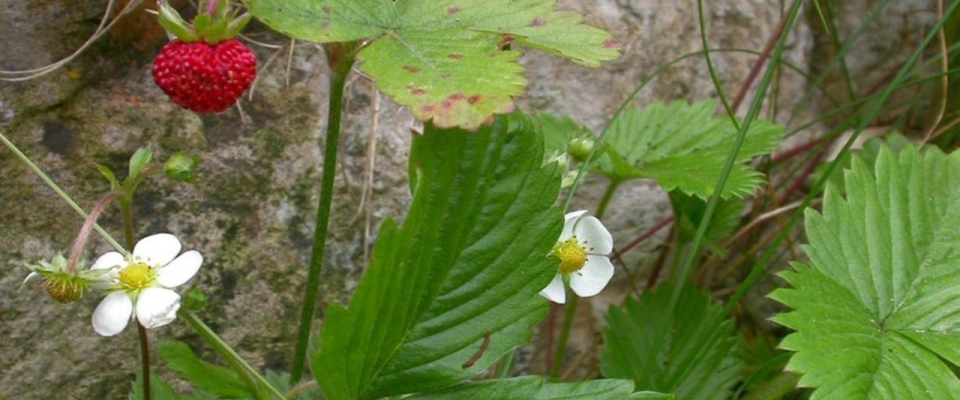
290, 42, 359, 384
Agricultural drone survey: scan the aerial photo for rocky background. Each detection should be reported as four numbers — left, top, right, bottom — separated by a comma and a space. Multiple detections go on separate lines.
0, 0, 937, 398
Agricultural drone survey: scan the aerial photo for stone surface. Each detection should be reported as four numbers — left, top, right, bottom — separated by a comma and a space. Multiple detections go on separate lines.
0, 0, 939, 398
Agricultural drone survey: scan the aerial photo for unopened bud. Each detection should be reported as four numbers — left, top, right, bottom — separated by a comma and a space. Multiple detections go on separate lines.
567, 137, 595, 161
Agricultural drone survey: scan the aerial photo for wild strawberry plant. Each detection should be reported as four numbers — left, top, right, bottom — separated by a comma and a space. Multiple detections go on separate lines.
3, 0, 960, 399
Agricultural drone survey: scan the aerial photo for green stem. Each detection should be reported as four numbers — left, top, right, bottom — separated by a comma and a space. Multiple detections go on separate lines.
137, 323, 152, 400
549, 294, 579, 378
290, 44, 356, 383
119, 199, 136, 251
0, 132, 126, 253
181, 311, 288, 400
594, 180, 619, 218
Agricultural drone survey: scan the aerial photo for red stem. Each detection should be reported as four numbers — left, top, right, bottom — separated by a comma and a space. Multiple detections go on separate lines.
731, 0, 797, 112
67, 192, 123, 272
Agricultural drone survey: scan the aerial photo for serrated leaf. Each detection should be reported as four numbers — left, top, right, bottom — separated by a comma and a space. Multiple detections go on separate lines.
247, 0, 619, 129
594, 100, 784, 198
263, 370, 324, 400
601, 284, 743, 400
311, 113, 562, 400
405, 376, 672, 400
809, 131, 912, 193
771, 145, 960, 399
158, 341, 255, 399
128, 147, 153, 180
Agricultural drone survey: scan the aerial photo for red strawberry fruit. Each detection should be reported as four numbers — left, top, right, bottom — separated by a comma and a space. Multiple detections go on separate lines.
152, 0, 255, 113
153, 39, 257, 113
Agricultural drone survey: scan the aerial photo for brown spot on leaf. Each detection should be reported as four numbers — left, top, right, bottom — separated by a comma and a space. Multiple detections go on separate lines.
448, 53, 463, 60
441, 99, 454, 110
498, 36, 515, 48
448, 93, 465, 101
448, 6, 461, 14
402, 65, 421, 73
422, 105, 437, 114
410, 87, 427, 96
604, 39, 620, 48
320, 21, 330, 29
322, 6, 331, 13
530, 17, 544, 27
468, 94, 482, 105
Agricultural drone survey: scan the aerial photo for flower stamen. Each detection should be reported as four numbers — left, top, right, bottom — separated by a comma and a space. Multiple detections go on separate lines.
554, 237, 588, 274
118, 262, 156, 292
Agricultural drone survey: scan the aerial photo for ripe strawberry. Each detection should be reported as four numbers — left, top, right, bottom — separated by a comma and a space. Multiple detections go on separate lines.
152, 39, 257, 113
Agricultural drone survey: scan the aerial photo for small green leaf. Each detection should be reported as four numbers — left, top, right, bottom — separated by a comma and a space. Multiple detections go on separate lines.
158, 341, 256, 398
771, 145, 960, 398
165, 152, 203, 184
311, 113, 562, 400
536, 113, 593, 165
128, 147, 153, 180
405, 376, 672, 399
263, 370, 324, 400
601, 284, 743, 400
247, 0, 619, 129
97, 164, 121, 190
594, 100, 784, 198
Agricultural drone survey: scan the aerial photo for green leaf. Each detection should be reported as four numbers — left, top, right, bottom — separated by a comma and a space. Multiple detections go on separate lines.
247, 0, 619, 129
601, 284, 743, 400
128, 147, 153, 180
158, 341, 256, 399
405, 376, 672, 399
97, 164, 121, 190
809, 131, 912, 193
165, 152, 203, 184
129, 373, 182, 400
669, 191, 743, 256
771, 145, 960, 399
311, 113, 563, 400
263, 370, 324, 400
594, 100, 784, 198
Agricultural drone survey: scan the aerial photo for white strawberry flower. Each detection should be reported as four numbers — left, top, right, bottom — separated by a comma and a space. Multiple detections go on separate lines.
539, 210, 614, 304
89, 233, 203, 336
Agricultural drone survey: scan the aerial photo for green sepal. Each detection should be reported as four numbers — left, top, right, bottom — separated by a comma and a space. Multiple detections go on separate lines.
157, 1, 199, 42
127, 147, 153, 179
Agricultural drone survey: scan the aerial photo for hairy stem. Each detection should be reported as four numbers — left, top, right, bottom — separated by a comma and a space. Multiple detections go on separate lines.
290, 43, 357, 383
549, 294, 579, 378
137, 323, 152, 400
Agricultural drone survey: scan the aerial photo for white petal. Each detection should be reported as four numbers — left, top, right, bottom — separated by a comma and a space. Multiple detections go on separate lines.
133, 233, 182, 267
136, 287, 181, 329
538, 273, 566, 304
156, 250, 203, 288
573, 215, 613, 255
91, 252, 125, 270
92, 292, 133, 336
560, 210, 589, 241
569, 256, 614, 298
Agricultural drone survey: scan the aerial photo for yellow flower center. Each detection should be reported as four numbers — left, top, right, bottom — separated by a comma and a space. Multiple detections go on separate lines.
118, 262, 156, 291
554, 237, 587, 274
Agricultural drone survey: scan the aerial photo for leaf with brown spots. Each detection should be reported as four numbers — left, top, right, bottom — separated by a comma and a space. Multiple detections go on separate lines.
247, 0, 621, 128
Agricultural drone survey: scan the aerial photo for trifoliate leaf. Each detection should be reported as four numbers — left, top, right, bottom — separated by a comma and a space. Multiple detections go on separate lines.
247, 0, 620, 129
311, 113, 562, 400
405, 376, 672, 399
594, 100, 784, 198
601, 284, 743, 400
158, 341, 255, 399
771, 145, 960, 399
128, 147, 153, 180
